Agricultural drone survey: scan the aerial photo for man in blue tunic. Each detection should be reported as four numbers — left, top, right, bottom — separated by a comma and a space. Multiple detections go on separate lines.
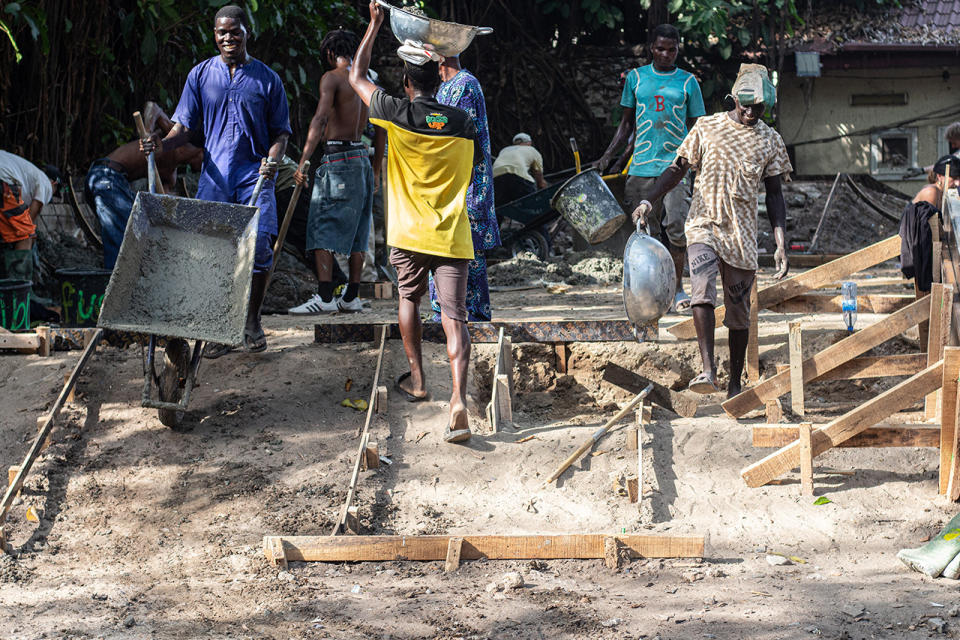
140, 5, 291, 356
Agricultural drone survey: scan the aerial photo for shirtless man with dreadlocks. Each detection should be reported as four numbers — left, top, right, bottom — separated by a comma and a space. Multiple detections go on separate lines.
289, 29, 386, 314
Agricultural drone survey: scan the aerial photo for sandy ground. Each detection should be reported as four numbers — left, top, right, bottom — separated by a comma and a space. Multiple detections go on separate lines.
2, 264, 960, 640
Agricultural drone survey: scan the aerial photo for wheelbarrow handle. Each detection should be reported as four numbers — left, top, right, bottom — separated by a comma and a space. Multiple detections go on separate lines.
133, 110, 164, 195
247, 156, 276, 207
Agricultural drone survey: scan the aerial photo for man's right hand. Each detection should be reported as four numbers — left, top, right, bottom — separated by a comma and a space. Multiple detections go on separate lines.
596, 154, 612, 174
139, 133, 161, 156
293, 169, 308, 187
369, 1, 384, 25
631, 200, 652, 228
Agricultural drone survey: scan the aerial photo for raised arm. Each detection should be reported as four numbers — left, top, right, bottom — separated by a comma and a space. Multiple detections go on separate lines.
349, 2, 385, 107
763, 174, 789, 279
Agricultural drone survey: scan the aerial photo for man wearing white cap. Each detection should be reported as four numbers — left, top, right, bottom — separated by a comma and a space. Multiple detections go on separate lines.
632, 63, 791, 399
492, 133, 548, 208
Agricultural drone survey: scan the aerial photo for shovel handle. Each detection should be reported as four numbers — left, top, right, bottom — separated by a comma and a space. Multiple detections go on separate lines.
569, 137, 581, 174
265, 160, 309, 288
133, 111, 164, 195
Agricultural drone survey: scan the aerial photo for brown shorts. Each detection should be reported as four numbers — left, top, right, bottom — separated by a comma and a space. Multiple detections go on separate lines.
390, 248, 469, 322
687, 243, 755, 331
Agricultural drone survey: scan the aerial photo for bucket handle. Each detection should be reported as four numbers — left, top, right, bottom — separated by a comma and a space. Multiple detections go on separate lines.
476, 27, 494, 35
636, 219, 651, 236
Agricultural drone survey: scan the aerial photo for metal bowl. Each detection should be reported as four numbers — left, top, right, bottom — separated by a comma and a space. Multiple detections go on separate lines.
376, 0, 493, 57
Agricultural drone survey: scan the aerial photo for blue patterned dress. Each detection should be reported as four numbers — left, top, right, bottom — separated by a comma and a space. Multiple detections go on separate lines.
429, 69, 500, 322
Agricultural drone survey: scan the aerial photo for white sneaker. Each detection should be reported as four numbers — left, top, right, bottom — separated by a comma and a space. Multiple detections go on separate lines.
337, 296, 365, 313
288, 294, 338, 315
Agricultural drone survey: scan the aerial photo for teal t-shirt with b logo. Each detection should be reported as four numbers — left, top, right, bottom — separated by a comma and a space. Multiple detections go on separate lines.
620, 65, 706, 177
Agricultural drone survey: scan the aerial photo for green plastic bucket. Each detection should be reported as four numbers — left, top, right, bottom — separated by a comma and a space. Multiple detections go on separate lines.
0, 279, 31, 331
56, 268, 111, 328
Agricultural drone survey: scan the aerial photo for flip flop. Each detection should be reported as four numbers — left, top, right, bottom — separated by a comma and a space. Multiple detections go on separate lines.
395, 372, 428, 403
673, 292, 692, 314
443, 424, 472, 443
243, 327, 267, 353
203, 343, 236, 360
688, 372, 719, 394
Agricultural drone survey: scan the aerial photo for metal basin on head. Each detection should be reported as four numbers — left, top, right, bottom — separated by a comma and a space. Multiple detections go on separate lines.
98, 192, 259, 346
376, 0, 493, 57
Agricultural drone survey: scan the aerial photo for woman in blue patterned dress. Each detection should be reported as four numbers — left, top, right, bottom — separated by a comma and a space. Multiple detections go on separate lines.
429, 55, 500, 322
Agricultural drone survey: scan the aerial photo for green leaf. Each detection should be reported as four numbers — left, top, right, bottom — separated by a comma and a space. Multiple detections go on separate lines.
813, 496, 832, 505
141, 29, 157, 64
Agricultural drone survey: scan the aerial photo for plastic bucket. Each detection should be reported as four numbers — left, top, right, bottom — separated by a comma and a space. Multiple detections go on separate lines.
550, 168, 627, 244
56, 268, 111, 327
0, 279, 31, 331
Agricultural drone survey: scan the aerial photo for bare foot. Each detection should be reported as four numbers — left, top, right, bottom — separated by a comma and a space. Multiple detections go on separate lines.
397, 372, 427, 401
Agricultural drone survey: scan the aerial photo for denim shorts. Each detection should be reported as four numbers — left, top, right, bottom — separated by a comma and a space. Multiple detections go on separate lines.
306, 150, 373, 255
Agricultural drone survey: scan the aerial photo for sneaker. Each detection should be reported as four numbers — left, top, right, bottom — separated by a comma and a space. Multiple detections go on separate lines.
288, 294, 338, 315
337, 296, 365, 313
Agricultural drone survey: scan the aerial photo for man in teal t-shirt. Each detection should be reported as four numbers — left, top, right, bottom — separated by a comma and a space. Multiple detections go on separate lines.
599, 23, 705, 312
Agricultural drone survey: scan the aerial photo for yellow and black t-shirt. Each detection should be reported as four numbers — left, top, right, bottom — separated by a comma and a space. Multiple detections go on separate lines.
369, 90, 478, 259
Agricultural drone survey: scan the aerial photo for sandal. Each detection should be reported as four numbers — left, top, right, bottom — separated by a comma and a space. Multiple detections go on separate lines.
688, 371, 719, 394
203, 343, 236, 360
673, 291, 692, 314
395, 372, 428, 403
443, 424, 472, 443
243, 326, 267, 353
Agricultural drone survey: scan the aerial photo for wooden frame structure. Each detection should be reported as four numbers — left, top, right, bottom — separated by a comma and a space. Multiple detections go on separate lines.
735, 193, 960, 500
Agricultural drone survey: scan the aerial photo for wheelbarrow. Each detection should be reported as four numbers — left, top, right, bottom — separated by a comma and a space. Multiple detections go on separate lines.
98, 116, 268, 428
495, 183, 563, 260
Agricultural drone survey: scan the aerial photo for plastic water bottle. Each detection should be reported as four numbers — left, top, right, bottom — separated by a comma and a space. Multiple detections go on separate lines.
841, 281, 857, 332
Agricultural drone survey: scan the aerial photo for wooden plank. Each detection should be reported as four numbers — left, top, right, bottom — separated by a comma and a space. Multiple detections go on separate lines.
940, 347, 960, 494
269, 536, 288, 569
0, 333, 40, 350
445, 536, 463, 572
332, 326, 387, 536
766, 399, 783, 423
35, 327, 51, 357
723, 296, 930, 418
602, 363, 698, 418
1, 330, 103, 525
753, 425, 941, 448
949, 396, 960, 500
741, 360, 944, 488
809, 354, 927, 381
554, 342, 570, 374
767, 293, 914, 315
799, 422, 814, 497
747, 280, 760, 384
669, 235, 902, 339
926, 285, 953, 420
264, 534, 706, 563
789, 321, 804, 417
374, 385, 388, 414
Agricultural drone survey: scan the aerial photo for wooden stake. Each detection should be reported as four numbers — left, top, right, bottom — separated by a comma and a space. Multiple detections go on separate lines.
269, 536, 288, 569
799, 422, 814, 497
360, 442, 380, 471
604, 536, 620, 569
263, 534, 705, 563
374, 385, 388, 414
765, 399, 783, 424
345, 506, 360, 535
487, 329, 514, 432
940, 347, 960, 494
554, 342, 570, 374
64, 372, 76, 404
444, 536, 463, 572
926, 284, 953, 420
747, 279, 760, 384
6, 467, 19, 499
788, 321, 804, 417
36, 326, 51, 357
741, 359, 944, 488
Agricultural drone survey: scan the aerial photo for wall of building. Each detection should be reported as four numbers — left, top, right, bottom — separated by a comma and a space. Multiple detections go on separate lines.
779, 66, 960, 194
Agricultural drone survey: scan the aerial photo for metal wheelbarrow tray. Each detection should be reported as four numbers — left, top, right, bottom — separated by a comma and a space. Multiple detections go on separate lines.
98, 191, 259, 427
98, 192, 259, 345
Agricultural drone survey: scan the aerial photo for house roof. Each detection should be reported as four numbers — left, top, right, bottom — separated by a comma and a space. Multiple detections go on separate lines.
786, 0, 960, 53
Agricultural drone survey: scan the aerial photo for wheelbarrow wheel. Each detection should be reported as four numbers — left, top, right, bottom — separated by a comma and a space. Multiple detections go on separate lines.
510, 230, 550, 261
158, 338, 190, 429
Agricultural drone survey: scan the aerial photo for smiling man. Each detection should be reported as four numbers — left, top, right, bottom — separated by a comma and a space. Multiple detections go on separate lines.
599, 23, 705, 312
631, 63, 792, 399
140, 4, 291, 357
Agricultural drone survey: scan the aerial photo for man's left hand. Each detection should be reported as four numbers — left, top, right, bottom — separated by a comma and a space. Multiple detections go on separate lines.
260, 157, 279, 179
773, 244, 789, 280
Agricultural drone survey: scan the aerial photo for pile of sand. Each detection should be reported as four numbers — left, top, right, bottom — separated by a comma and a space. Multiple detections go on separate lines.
488, 250, 623, 288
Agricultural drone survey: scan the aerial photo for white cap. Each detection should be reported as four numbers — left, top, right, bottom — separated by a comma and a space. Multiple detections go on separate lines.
513, 132, 532, 144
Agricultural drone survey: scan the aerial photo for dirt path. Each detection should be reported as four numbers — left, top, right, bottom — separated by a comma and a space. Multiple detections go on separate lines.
2, 266, 959, 640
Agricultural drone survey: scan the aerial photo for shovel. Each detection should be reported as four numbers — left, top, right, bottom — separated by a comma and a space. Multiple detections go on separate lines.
133, 110, 165, 195
265, 159, 310, 289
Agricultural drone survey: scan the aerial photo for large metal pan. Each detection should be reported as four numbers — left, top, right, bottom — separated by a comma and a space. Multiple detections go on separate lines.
375, 0, 493, 57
